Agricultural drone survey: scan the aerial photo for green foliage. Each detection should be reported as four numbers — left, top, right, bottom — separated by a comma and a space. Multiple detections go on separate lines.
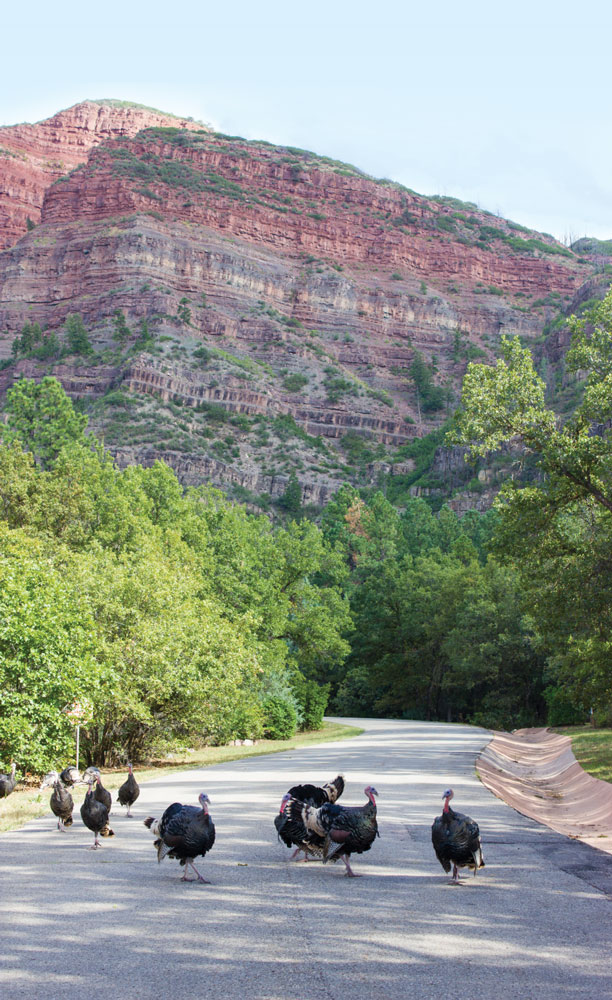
277, 471, 302, 515
12, 322, 43, 357
112, 309, 131, 347
320, 488, 542, 725
65, 313, 92, 355
3, 376, 88, 468
262, 696, 298, 739
291, 674, 330, 730
282, 373, 309, 393
544, 687, 586, 726
410, 351, 445, 412
177, 297, 192, 325
450, 284, 612, 719
0, 526, 100, 772
0, 379, 348, 770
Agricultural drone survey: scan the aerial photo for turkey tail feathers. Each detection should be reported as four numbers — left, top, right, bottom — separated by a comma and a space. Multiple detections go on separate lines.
100, 824, 114, 838
321, 775, 345, 804
154, 838, 172, 863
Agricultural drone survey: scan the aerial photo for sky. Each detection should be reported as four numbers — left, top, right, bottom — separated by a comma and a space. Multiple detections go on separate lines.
3, 0, 611, 243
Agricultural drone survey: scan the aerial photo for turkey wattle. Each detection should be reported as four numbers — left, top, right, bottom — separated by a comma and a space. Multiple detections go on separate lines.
274, 775, 344, 861
82, 768, 112, 813
431, 788, 485, 883
144, 792, 215, 883
286, 785, 379, 877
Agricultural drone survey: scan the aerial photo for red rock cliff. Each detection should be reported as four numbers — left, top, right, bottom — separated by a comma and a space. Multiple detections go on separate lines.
0, 101, 207, 250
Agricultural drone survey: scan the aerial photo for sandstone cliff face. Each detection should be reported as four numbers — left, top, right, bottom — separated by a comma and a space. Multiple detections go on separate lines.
0, 104, 599, 504
0, 101, 206, 250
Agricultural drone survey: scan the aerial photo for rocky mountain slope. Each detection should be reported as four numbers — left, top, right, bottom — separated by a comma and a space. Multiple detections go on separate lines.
0, 100, 205, 250
0, 101, 604, 509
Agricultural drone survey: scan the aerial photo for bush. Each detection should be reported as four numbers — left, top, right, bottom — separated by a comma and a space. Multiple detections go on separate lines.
230, 701, 265, 740
282, 373, 308, 393
544, 686, 586, 726
291, 675, 330, 731
262, 696, 298, 739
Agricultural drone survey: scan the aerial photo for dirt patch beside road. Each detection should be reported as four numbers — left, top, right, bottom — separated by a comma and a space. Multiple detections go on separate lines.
478, 727, 612, 854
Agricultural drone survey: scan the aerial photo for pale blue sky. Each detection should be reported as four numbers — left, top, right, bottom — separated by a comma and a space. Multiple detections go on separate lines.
3, 0, 611, 242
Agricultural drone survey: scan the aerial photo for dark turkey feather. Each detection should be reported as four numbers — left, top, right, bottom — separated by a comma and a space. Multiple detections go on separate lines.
0, 763, 17, 798
59, 767, 81, 788
286, 775, 345, 808
40, 772, 74, 831
82, 768, 112, 813
144, 792, 215, 882
117, 764, 140, 815
431, 788, 484, 882
274, 776, 344, 860
286, 785, 379, 876
80, 785, 114, 849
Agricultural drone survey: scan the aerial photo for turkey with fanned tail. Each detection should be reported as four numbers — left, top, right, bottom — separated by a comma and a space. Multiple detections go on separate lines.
284, 785, 379, 876
144, 792, 215, 883
431, 788, 485, 883
274, 775, 344, 861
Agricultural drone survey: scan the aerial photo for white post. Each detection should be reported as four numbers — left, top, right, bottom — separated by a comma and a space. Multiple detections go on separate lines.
76, 725, 80, 771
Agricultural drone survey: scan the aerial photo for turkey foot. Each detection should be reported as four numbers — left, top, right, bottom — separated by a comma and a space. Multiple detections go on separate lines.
181, 861, 211, 883
341, 854, 361, 877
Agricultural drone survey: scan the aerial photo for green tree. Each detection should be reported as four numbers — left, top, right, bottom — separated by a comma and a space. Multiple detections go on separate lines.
177, 297, 192, 325
112, 309, 131, 348
3, 377, 88, 468
65, 313, 92, 355
410, 351, 445, 415
450, 285, 612, 719
278, 471, 302, 515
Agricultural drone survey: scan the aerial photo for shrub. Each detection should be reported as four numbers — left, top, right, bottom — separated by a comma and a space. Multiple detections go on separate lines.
262, 696, 298, 739
230, 701, 265, 740
544, 686, 586, 726
291, 675, 330, 731
282, 373, 308, 393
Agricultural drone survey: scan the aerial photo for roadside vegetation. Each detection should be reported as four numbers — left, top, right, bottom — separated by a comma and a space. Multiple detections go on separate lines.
2, 285, 612, 783
553, 727, 612, 785
0, 721, 363, 833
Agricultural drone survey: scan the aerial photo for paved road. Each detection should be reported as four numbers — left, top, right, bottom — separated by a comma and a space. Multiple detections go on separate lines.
1, 718, 611, 1000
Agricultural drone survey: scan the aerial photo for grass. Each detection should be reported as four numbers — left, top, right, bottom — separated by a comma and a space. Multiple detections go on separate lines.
553, 726, 612, 784
0, 722, 363, 833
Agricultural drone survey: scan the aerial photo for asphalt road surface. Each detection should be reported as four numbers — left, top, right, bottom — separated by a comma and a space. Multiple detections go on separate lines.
1, 718, 611, 1000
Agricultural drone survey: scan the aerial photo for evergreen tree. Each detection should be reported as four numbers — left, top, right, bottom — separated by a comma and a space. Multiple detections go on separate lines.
65, 313, 92, 355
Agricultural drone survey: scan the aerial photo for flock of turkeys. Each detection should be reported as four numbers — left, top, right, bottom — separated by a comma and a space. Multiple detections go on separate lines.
1, 762, 484, 885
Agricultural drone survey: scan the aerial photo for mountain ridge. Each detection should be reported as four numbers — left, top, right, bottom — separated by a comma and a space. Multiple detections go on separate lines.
0, 101, 606, 510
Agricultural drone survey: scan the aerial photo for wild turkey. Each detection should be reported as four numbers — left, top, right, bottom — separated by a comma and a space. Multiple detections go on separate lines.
144, 792, 215, 883
117, 763, 140, 816
82, 767, 112, 813
0, 763, 17, 798
59, 766, 82, 788
431, 788, 485, 883
274, 775, 344, 861
285, 785, 379, 877
80, 780, 114, 849
40, 771, 75, 831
